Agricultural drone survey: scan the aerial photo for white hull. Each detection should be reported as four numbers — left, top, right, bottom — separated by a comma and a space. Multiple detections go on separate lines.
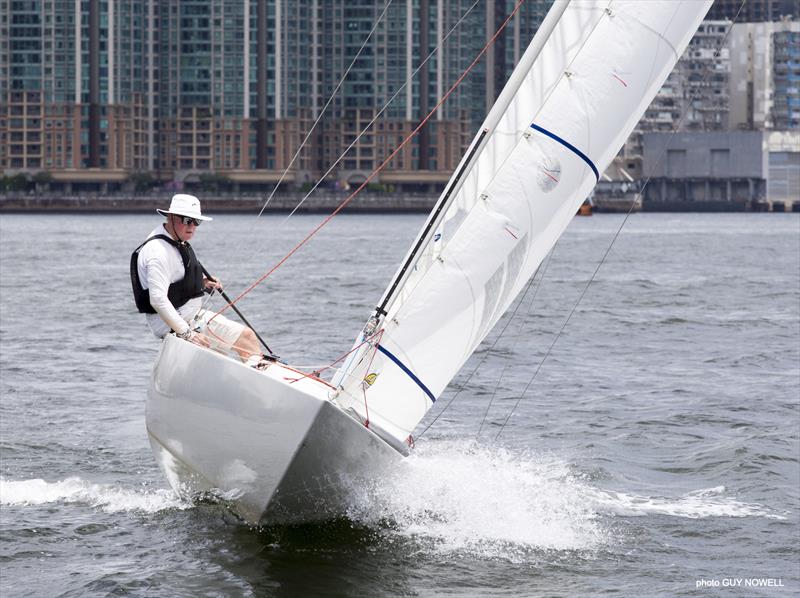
146, 335, 404, 525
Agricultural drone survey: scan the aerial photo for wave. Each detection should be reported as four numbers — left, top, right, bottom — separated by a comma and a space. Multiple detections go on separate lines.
2, 449, 783, 558
343, 441, 784, 561
0, 477, 189, 514
346, 441, 607, 559
587, 485, 785, 520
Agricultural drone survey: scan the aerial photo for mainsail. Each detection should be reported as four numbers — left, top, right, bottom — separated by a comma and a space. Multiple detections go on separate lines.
332, 0, 713, 446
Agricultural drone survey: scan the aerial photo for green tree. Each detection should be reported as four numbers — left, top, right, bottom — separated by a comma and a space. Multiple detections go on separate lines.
32, 171, 53, 193
128, 171, 156, 193
198, 172, 231, 193
5, 173, 29, 192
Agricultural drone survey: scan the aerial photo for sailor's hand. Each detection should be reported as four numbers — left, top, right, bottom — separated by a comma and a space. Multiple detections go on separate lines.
203, 276, 223, 292
188, 331, 212, 348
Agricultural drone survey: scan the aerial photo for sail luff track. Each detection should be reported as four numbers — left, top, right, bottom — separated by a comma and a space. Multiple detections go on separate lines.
375, 128, 488, 317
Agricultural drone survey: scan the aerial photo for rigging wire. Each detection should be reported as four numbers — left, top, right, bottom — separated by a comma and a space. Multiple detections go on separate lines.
214, 0, 482, 352
415, 1, 615, 440
476, 245, 558, 438
410, 0, 617, 439
492, 0, 747, 441
254, 0, 395, 220
280, 0, 483, 221
196, 3, 395, 347
209, 0, 526, 325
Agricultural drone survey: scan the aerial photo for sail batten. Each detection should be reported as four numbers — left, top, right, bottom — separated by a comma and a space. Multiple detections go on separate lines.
333, 0, 714, 446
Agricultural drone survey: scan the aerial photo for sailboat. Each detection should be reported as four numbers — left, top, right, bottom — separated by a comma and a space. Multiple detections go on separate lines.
146, 0, 712, 525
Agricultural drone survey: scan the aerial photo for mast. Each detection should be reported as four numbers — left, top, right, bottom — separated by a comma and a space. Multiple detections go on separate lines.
332, 0, 714, 446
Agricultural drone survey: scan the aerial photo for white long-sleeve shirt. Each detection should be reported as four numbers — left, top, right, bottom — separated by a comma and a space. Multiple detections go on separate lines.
137, 225, 202, 338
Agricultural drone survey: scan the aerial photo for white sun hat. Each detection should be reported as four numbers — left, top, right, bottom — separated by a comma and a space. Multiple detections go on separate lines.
156, 194, 213, 221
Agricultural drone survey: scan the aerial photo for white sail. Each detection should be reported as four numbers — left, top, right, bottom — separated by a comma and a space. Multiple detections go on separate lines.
333, 0, 713, 446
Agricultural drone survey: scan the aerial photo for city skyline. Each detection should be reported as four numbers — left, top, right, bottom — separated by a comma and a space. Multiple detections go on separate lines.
1, 0, 798, 194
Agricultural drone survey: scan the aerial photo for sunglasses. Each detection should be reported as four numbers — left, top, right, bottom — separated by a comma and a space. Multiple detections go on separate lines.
179, 216, 201, 227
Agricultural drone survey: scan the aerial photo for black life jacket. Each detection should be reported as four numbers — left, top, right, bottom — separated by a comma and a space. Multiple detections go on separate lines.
130, 234, 205, 314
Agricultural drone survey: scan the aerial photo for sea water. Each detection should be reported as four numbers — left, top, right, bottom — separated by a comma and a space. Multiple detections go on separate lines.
1, 212, 798, 596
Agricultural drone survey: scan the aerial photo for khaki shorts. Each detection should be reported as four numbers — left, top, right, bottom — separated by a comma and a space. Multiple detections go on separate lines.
191, 308, 246, 351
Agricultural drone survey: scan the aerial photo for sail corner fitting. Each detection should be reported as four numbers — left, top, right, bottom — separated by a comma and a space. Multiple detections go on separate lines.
363, 314, 382, 338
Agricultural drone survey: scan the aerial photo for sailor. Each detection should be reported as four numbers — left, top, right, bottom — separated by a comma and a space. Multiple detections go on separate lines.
131, 194, 262, 363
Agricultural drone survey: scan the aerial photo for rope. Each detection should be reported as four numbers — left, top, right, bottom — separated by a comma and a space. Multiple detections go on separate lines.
280, 0, 483, 220
194, 4, 393, 350
276, 327, 384, 384
206, 0, 481, 350
359, 329, 384, 428
493, 0, 747, 440
209, 0, 526, 324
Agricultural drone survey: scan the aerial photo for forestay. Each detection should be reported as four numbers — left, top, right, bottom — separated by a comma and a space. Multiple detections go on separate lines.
332, 0, 713, 447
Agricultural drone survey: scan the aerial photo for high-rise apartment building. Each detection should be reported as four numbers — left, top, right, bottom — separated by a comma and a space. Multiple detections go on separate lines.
683, 21, 732, 132
771, 29, 800, 129
1, 0, 154, 187
1, 0, 555, 192
319, 0, 553, 188
706, 0, 798, 22
728, 21, 800, 130
5, 1, 792, 194
616, 20, 731, 178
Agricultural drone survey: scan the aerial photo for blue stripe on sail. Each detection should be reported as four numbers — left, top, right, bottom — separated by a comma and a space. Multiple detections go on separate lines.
377, 344, 436, 404
530, 123, 599, 182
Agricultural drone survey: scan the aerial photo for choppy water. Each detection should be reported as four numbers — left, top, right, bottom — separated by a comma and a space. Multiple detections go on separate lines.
1, 212, 798, 597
